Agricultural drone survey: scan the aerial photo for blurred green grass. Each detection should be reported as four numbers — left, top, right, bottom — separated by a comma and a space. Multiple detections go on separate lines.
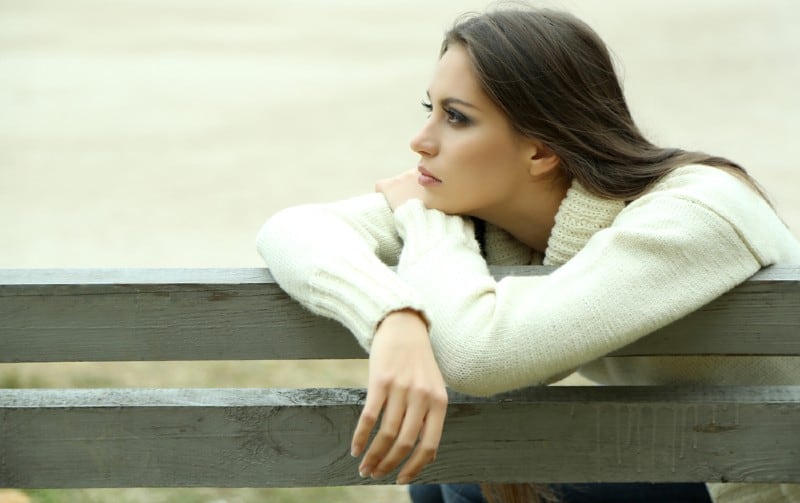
23, 487, 409, 503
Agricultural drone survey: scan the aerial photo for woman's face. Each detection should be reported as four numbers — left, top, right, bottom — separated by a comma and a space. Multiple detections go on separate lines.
410, 44, 536, 219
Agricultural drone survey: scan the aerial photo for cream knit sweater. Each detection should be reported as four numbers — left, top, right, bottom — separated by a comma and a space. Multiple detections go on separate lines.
257, 165, 800, 503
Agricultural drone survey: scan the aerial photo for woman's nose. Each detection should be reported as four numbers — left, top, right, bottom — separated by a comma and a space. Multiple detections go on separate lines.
409, 122, 437, 156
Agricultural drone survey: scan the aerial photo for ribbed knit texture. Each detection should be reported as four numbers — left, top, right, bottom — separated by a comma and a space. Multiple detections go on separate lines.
543, 181, 626, 266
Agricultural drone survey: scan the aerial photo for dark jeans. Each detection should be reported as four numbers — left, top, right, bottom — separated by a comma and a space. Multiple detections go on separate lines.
409, 484, 487, 503
409, 483, 712, 503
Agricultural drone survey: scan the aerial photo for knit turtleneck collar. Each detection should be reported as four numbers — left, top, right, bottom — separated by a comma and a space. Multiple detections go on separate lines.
543, 179, 626, 266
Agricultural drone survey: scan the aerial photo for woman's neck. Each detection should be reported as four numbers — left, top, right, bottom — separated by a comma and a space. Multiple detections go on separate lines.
472, 174, 572, 254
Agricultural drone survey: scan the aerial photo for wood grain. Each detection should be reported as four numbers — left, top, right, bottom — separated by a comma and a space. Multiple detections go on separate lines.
1, 266, 798, 362
1, 386, 798, 487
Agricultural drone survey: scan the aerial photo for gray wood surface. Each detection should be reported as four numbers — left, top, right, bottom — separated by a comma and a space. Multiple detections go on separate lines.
1, 266, 798, 362
1, 386, 798, 487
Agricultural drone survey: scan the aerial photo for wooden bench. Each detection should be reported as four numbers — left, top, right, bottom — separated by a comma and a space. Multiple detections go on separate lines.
1, 266, 798, 488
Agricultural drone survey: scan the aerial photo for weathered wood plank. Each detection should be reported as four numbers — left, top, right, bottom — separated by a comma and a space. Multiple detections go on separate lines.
0, 266, 798, 362
0, 268, 364, 362
1, 386, 798, 487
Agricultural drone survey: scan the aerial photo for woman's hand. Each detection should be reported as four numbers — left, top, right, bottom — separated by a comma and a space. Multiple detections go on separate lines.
375, 169, 426, 211
351, 308, 448, 484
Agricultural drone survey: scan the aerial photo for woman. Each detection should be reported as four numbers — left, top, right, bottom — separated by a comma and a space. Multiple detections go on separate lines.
257, 6, 800, 503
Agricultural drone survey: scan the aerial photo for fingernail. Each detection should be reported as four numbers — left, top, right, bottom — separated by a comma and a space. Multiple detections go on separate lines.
371, 471, 384, 480
397, 476, 409, 485
359, 466, 372, 478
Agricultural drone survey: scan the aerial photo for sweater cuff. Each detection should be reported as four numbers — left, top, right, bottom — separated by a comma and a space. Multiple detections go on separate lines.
393, 199, 481, 258
307, 252, 426, 350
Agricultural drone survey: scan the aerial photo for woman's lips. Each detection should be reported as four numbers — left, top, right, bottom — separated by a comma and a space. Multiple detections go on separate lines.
417, 166, 442, 186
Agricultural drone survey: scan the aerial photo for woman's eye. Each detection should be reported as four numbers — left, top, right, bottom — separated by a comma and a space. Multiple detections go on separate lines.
420, 100, 470, 126
445, 108, 469, 126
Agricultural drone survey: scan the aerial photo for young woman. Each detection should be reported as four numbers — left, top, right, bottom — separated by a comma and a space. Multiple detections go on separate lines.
257, 6, 800, 503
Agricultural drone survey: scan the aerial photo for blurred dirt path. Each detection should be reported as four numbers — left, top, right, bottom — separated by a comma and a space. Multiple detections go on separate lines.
0, 490, 30, 503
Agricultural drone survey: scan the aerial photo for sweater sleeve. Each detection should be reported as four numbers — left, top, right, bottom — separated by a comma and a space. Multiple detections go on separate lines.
392, 194, 762, 397
256, 193, 425, 350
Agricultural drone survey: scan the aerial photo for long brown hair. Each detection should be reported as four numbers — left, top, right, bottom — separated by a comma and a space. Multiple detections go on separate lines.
442, 7, 765, 203
442, 6, 764, 503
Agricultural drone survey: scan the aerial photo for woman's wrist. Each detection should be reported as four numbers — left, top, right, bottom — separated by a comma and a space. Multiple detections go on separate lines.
377, 308, 429, 334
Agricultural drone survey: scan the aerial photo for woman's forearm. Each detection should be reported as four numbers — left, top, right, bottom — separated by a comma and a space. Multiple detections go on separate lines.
256, 193, 426, 349
393, 198, 760, 396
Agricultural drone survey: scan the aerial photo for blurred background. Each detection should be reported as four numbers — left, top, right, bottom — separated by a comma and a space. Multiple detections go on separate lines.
1, 0, 798, 502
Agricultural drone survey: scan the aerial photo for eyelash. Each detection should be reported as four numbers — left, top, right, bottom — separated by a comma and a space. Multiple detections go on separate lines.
421, 100, 470, 126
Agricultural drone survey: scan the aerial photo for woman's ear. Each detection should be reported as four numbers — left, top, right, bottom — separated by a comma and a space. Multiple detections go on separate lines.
528, 141, 560, 178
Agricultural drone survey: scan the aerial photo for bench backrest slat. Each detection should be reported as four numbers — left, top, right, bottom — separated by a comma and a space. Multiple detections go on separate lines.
1, 266, 799, 363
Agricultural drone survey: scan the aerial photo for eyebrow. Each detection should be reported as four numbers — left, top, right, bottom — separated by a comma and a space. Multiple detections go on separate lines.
427, 90, 480, 110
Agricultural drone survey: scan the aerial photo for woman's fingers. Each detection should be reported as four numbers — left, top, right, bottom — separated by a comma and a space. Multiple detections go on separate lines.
351, 383, 386, 460
397, 396, 447, 484
378, 386, 448, 483
375, 169, 425, 211
358, 383, 408, 477
358, 383, 448, 482
370, 396, 426, 479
